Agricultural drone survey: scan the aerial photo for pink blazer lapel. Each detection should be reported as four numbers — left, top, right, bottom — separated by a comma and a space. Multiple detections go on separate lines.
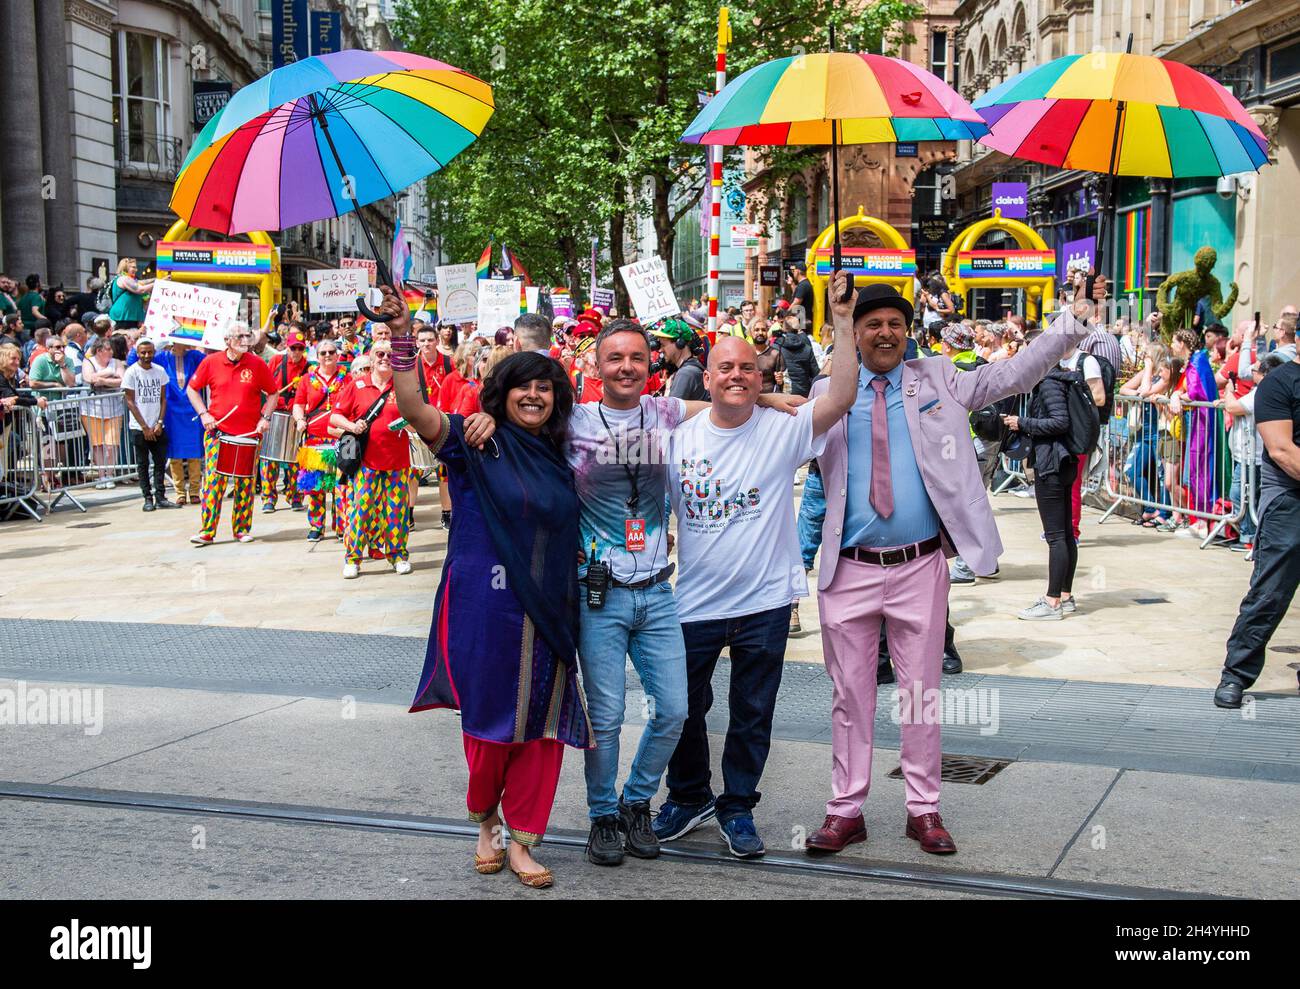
900, 362, 927, 470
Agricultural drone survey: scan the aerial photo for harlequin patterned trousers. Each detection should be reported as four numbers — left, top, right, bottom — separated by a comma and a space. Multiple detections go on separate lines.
260, 459, 299, 508
200, 432, 254, 539
345, 468, 409, 564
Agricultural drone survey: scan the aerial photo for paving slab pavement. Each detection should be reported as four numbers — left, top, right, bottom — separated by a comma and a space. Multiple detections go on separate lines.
3, 481, 1297, 691
1, 678, 1292, 898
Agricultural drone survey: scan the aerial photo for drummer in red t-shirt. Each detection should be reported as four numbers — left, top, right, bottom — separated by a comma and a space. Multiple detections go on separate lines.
292, 339, 350, 542
331, 340, 413, 579
261, 328, 311, 512
185, 322, 279, 545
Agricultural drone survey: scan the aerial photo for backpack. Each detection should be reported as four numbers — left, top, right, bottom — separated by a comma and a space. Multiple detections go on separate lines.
96, 277, 118, 314
953, 355, 1004, 443
1056, 368, 1102, 456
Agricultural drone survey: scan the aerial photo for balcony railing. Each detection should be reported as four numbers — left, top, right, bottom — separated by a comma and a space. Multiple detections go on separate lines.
116, 134, 185, 184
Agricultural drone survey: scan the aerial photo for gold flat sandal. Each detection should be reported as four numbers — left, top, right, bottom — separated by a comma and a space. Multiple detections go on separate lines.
509, 864, 553, 889
474, 850, 506, 875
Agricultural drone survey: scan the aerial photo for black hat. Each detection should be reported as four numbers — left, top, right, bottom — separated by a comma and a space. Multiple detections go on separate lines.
852, 283, 914, 325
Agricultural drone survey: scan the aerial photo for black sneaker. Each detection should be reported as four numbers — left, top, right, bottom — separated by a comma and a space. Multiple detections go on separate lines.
306, 529, 323, 542
586, 814, 624, 866
618, 797, 660, 859
142, 500, 156, 512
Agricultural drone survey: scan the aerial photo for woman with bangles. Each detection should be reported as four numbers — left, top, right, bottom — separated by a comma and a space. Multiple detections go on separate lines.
378, 286, 591, 890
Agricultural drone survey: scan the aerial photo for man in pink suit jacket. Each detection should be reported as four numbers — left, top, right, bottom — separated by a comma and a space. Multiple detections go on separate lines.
805, 284, 1092, 856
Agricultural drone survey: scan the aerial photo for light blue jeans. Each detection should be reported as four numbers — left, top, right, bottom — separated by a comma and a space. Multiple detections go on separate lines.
578, 580, 688, 820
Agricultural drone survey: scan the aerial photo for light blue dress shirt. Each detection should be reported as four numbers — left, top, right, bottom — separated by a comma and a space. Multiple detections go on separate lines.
843, 362, 940, 549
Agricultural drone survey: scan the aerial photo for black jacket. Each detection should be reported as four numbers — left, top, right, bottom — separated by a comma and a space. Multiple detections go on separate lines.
1020, 370, 1072, 477
668, 357, 708, 402
776, 332, 821, 397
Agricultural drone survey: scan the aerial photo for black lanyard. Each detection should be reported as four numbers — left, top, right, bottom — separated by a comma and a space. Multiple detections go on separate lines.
597, 400, 644, 516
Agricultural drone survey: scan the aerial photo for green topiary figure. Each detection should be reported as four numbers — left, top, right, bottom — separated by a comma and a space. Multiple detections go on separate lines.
1155, 246, 1238, 333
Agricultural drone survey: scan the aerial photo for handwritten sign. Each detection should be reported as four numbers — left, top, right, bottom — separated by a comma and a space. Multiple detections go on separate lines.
307, 268, 368, 313
436, 263, 479, 323
142, 281, 242, 350
618, 256, 679, 325
340, 257, 377, 286
476, 278, 521, 336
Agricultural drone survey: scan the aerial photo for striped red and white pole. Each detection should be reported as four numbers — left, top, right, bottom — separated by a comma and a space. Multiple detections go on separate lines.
706, 7, 730, 339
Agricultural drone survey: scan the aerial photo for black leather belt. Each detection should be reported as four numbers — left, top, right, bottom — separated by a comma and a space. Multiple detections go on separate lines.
840, 535, 942, 568
580, 564, 676, 590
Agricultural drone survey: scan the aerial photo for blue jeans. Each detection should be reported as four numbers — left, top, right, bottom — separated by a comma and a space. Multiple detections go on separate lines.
797, 469, 826, 570
666, 604, 790, 823
1128, 434, 1168, 519
1230, 461, 1258, 542
578, 580, 687, 820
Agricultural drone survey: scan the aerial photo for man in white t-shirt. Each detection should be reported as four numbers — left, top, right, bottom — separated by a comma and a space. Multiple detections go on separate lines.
654, 270, 859, 859
122, 339, 176, 511
564, 317, 799, 867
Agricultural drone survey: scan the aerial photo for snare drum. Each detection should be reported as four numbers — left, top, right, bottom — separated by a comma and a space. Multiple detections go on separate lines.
215, 434, 260, 478
259, 411, 301, 464
408, 430, 436, 476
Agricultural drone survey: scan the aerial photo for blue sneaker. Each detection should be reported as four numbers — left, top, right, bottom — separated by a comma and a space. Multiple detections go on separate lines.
652, 797, 716, 842
718, 815, 765, 858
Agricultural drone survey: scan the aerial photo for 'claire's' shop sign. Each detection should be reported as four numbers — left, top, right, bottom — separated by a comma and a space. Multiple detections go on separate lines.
991, 182, 1028, 219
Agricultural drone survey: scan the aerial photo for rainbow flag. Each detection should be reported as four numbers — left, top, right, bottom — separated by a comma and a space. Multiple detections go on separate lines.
169, 316, 207, 343
1122, 208, 1150, 295
404, 287, 435, 315
475, 243, 492, 281
501, 244, 532, 286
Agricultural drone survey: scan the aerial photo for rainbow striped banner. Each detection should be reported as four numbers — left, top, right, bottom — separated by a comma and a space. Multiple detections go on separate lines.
403, 287, 436, 315
1121, 208, 1151, 294
157, 241, 273, 275
957, 250, 1056, 280
814, 247, 915, 278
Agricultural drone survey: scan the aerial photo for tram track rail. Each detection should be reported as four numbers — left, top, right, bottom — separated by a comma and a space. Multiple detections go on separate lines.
0, 780, 1216, 901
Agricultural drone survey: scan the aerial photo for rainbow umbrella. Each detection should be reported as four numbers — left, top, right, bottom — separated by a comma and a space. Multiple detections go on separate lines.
171, 49, 493, 318
973, 44, 1268, 275
682, 44, 987, 297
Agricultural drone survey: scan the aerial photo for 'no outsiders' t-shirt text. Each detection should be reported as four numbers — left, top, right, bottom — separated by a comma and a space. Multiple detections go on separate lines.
668, 399, 824, 623
567, 395, 686, 583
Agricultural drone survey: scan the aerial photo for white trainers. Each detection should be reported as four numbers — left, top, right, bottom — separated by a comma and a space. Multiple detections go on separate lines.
1059, 596, 1077, 615
394, 559, 413, 575
1018, 597, 1063, 621
236, 533, 255, 544
343, 562, 360, 579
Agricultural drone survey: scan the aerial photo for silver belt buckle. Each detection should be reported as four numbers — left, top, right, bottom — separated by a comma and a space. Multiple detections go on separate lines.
878, 547, 909, 567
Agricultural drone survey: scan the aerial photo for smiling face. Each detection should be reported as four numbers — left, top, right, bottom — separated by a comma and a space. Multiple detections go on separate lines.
596, 329, 650, 406
316, 342, 339, 374
854, 306, 908, 375
705, 335, 761, 413
505, 378, 555, 434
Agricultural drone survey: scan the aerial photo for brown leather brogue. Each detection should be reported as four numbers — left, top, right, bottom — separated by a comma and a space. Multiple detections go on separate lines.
805, 813, 867, 854
906, 812, 957, 854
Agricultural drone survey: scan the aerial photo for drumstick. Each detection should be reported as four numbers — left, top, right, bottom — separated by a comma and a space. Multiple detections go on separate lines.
192, 404, 238, 426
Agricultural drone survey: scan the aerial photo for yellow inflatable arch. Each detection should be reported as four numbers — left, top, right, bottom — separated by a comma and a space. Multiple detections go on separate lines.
940, 209, 1055, 321
805, 208, 915, 340
158, 218, 282, 327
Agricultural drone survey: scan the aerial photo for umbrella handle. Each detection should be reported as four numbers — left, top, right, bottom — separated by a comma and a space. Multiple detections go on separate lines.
356, 292, 389, 324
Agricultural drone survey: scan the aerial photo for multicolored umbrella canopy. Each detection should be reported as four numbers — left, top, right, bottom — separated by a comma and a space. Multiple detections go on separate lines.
974, 53, 1268, 177
681, 52, 988, 145
171, 50, 494, 235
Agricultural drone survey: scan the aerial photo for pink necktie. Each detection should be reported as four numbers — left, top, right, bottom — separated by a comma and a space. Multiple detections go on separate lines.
870, 376, 894, 519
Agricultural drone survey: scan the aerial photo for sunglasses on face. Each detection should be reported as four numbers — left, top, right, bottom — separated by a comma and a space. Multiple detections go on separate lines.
290, 346, 306, 352
372, 351, 392, 359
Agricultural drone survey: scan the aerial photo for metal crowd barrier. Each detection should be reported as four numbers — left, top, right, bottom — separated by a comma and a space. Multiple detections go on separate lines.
992, 393, 1032, 494
0, 404, 43, 521
18, 387, 139, 515
1098, 394, 1247, 549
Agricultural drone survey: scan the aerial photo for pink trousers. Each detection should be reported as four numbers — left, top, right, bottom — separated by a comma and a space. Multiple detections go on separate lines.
818, 546, 948, 817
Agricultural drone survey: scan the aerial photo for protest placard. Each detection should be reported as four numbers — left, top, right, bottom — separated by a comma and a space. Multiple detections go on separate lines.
551, 289, 574, 318
476, 278, 521, 336
142, 281, 243, 350
618, 256, 679, 324
525, 286, 540, 313
307, 268, 369, 313
435, 263, 479, 323
591, 287, 615, 314
340, 257, 378, 286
